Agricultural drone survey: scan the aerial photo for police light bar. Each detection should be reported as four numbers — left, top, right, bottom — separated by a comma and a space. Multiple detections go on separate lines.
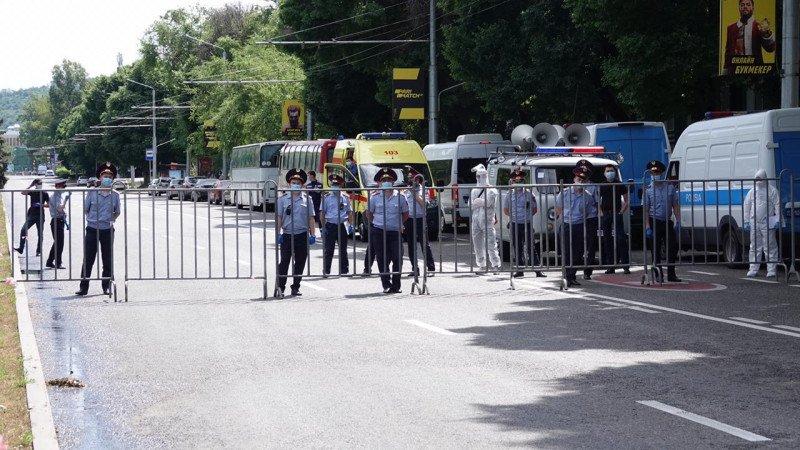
535, 147, 569, 154
358, 131, 408, 140
703, 111, 748, 120
570, 146, 605, 154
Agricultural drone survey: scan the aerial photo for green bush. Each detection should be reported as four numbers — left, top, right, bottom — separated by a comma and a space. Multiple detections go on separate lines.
54, 166, 73, 179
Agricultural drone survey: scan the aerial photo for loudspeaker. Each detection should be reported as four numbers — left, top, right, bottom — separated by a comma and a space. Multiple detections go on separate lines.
564, 123, 591, 146
531, 123, 560, 147
510, 124, 535, 151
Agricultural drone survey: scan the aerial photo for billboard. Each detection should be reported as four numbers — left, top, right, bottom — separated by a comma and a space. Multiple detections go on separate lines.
392, 68, 425, 120
281, 100, 305, 139
719, 0, 776, 76
203, 120, 221, 149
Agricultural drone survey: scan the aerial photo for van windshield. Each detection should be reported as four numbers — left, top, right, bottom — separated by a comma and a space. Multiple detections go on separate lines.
456, 158, 488, 184
535, 165, 612, 194
358, 163, 434, 187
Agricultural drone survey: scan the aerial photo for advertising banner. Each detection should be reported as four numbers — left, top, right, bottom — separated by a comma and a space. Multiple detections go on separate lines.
719, 0, 776, 76
282, 100, 305, 139
392, 68, 425, 120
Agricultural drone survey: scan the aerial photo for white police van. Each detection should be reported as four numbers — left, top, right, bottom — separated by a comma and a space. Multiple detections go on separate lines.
423, 133, 511, 229
487, 147, 623, 253
669, 108, 800, 263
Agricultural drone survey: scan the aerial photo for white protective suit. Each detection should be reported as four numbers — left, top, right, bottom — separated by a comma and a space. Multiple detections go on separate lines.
470, 164, 501, 270
743, 169, 781, 276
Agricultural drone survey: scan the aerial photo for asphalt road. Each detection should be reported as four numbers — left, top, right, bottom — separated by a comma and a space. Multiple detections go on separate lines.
3, 175, 800, 448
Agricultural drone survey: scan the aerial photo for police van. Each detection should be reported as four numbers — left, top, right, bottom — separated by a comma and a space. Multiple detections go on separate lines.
486, 147, 623, 254
669, 108, 800, 263
423, 133, 511, 229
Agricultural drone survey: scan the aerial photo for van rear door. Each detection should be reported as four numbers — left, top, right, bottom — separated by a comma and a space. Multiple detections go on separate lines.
772, 132, 800, 226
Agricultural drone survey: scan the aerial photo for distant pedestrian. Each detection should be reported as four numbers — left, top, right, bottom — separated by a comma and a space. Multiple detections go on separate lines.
402, 171, 435, 278
15, 178, 49, 256
46, 179, 69, 269
76, 168, 120, 296
366, 168, 408, 294
599, 164, 630, 274
321, 173, 354, 277
306, 170, 323, 227
276, 169, 317, 297
644, 160, 681, 283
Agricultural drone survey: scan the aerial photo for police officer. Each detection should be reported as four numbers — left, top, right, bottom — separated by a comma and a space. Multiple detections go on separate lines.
306, 170, 324, 227
644, 160, 682, 283
365, 168, 409, 294
276, 169, 317, 297
599, 164, 631, 274
76, 167, 120, 296
555, 166, 598, 287
403, 171, 435, 278
502, 170, 544, 278
46, 178, 69, 269
578, 161, 600, 280
320, 173, 354, 277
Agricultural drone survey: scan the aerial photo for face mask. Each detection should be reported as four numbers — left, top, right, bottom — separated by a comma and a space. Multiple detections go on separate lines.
331, 184, 341, 191
381, 181, 393, 189
101, 177, 113, 188
652, 172, 665, 181
605, 171, 616, 181
290, 183, 301, 191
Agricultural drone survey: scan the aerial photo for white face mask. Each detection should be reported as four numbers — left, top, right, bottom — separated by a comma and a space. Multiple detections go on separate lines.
331, 184, 341, 191
290, 183, 301, 191
381, 181, 393, 189
605, 171, 616, 181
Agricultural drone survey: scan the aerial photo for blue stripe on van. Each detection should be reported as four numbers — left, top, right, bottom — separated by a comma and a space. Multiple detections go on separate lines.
680, 189, 748, 206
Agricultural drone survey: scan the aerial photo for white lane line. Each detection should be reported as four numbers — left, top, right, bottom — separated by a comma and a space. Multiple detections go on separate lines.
741, 277, 778, 284
689, 270, 719, 276
596, 300, 660, 314
728, 317, 770, 325
637, 401, 771, 442
302, 281, 326, 291
774, 325, 800, 332
405, 319, 457, 336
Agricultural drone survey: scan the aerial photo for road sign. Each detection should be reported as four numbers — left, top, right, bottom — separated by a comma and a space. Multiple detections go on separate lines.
145, 149, 154, 161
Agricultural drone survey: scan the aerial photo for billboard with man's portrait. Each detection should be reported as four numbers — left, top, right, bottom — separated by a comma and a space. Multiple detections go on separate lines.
281, 99, 305, 139
719, 0, 776, 76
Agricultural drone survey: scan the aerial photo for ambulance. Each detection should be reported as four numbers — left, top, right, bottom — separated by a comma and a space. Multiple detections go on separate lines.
323, 132, 439, 241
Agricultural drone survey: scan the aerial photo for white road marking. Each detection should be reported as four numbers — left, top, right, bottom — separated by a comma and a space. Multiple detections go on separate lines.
405, 319, 457, 336
637, 401, 771, 442
774, 325, 800, 332
302, 281, 326, 291
597, 300, 659, 314
741, 277, 778, 284
689, 270, 719, 276
728, 317, 770, 325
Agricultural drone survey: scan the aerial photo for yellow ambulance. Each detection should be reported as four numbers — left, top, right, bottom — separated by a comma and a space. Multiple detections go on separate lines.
323, 132, 439, 240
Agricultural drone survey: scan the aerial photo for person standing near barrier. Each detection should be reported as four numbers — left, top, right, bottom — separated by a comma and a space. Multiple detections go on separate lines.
306, 170, 324, 228
45, 179, 69, 269
599, 165, 631, 274
575, 160, 600, 280
403, 171, 436, 278
469, 164, 501, 274
365, 168, 409, 294
276, 169, 317, 297
744, 168, 780, 278
76, 168, 120, 296
15, 178, 50, 256
503, 170, 545, 278
555, 166, 598, 287
321, 173, 354, 277
644, 160, 682, 283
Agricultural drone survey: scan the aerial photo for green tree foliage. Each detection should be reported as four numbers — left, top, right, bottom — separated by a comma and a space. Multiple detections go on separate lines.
19, 94, 54, 149
0, 86, 48, 125
48, 60, 88, 136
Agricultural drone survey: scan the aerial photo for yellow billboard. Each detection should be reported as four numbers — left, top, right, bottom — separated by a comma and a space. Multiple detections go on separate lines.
719, 0, 776, 76
281, 99, 305, 139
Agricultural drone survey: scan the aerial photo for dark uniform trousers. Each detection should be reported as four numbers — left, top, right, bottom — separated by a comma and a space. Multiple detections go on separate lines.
80, 227, 113, 291
19, 213, 45, 254
583, 217, 599, 277
510, 222, 541, 270
601, 214, 630, 268
648, 218, 678, 276
404, 217, 435, 272
562, 223, 585, 282
323, 223, 349, 274
47, 218, 66, 266
371, 226, 402, 290
278, 232, 309, 291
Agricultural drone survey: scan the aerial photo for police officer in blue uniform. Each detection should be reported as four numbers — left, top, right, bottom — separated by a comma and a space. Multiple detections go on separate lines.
502, 170, 545, 278
644, 160, 682, 283
575, 160, 600, 280
276, 169, 317, 297
403, 170, 436, 278
555, 166, 598, 287
321, 173, 354, 277
366, 168, 409, 294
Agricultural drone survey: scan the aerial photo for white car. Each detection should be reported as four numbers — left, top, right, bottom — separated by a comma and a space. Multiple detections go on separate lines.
45, 169, 55, 177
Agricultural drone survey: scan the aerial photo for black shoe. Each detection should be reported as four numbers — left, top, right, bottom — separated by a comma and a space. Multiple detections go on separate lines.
567, 280, 581, 287
45, 262, 54, 269
583, 274, 592, 280
535, 271, 546, 278
275, 288, 285, 298
667, 275, 682, 283
322, 273, 329, 279
383, 287, 391, 294
36, 252, 41, 257
388, 287, 402, 294
103, 288, 110, 295
513, 271, 524, 278
362, 270, 371, 277
290, 288, 302, 296
604, 269, 615, 275
74, 290, 88, 296
14, 246, 23, 254
623, 268, 631, 274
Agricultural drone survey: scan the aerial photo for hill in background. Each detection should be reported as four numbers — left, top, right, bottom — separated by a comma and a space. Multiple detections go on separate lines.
0, 86, 48, 126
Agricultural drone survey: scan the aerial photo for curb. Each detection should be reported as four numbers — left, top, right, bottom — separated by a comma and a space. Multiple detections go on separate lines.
2, 196, 59, 449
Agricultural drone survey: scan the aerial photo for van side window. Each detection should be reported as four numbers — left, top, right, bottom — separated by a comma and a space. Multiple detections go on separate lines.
428, 160, 451, 186
667, 161, 680, 180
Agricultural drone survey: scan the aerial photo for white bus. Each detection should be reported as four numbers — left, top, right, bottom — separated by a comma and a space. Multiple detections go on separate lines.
230, 141, 287, 210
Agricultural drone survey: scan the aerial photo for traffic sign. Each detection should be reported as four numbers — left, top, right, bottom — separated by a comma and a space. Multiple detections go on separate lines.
145, 149, 154, 161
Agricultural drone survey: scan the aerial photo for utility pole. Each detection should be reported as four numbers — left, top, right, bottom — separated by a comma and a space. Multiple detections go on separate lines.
428, 0, 438, 145
306, 109, 314, 140
782, 0, 799, 108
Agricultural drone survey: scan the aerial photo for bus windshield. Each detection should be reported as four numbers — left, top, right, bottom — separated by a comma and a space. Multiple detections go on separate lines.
358, 163, 434, 187
260, 143, 283, 167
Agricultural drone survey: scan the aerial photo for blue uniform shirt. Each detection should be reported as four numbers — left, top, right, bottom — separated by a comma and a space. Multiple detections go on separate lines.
321, 192, 351, 224
369, 191, 409, 231
277, 193, 314, 234
84, 190, 120, 230
502, 189, 536, 224
645, 181, 679, 220
403, 186, 428, 219
555, 186, 598, 225
583, 185, 599, 219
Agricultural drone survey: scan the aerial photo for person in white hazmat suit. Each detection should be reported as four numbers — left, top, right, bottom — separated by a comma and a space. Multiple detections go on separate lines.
470, 164, 501, 273
743, 168, 781, 278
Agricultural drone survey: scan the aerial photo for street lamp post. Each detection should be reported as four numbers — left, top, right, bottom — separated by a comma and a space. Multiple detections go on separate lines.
126, 79, 157, 179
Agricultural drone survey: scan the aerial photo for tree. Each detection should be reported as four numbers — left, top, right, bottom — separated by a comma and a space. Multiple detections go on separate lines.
48, 60, 88, 137
19, 94, 54, 149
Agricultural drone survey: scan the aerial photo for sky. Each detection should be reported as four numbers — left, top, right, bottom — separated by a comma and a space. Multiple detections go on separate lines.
0, 0, 266, 90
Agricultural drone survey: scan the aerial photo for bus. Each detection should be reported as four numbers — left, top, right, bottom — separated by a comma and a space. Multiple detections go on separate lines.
230, 141, 287, 210
277, 139, 337, 191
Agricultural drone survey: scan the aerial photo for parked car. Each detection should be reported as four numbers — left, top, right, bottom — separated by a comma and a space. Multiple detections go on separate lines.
180, 177, 199, 200
147, 179, 160, 196
87, 177, 99, 187
211, 180, 232, 205
112, 180, 127, 191
45, 169, 55, 177
76, 176, 89, 186
191, 178, 218, 202
167, 178, 184, 199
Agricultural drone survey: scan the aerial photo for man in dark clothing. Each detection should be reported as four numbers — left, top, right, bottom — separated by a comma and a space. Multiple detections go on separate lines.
15, 178, 50, 256
599, 165, 631, 274
305, 170, 323, 227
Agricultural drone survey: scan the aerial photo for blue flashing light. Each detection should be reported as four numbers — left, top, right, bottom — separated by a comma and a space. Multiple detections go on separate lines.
535, 147, 569, 154
358, 131, 408, 140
